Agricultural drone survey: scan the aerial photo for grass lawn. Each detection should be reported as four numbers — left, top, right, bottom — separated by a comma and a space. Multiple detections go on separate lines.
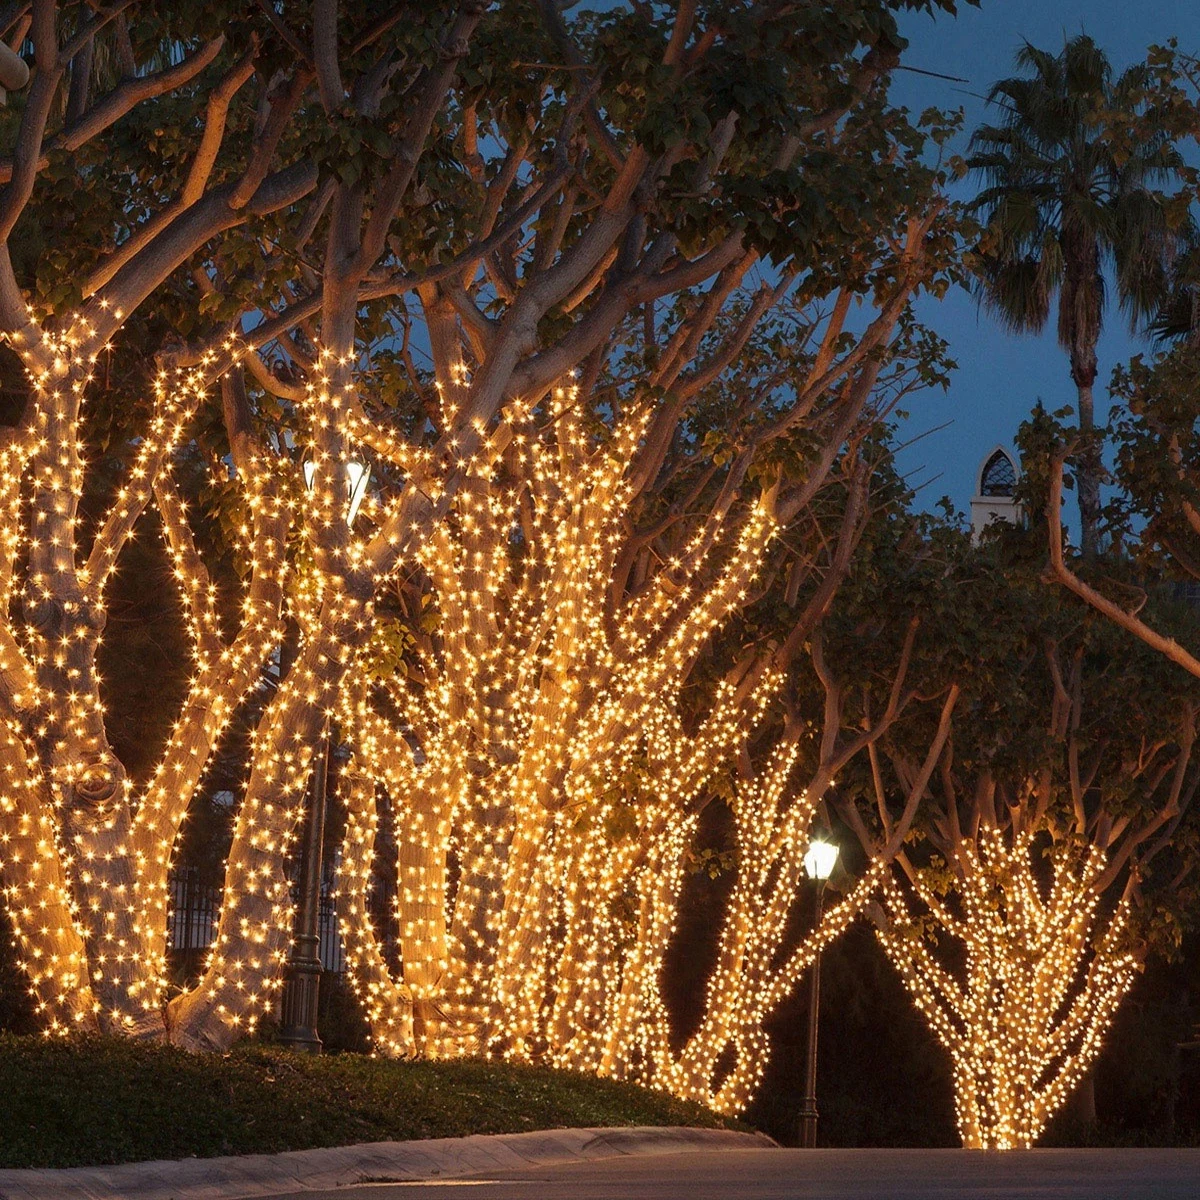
0, 1034, 737, 1169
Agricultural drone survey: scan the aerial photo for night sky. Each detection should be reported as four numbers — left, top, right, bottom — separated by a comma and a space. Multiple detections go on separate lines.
891, 1, 1200, 528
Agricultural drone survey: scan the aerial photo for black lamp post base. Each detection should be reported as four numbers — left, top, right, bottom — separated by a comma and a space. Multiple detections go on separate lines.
797, 881, 826, 1149
797, 1100, 819, 1148
278, 935, 323, 1053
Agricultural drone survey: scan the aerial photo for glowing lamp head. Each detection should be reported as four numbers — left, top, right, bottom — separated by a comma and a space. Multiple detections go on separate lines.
302, 458, 370, 527
803, 838, 838, 881
345, 460, 370, 527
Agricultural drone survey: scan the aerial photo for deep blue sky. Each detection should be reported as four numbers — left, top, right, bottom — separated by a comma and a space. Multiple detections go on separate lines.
890, 1, 1200, 524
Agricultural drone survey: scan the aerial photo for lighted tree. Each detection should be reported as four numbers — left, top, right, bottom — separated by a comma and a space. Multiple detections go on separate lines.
332, 353, 960, 1104
0, 0, 963, 1052
598, 619, 959, 1114
861, 533, 1200, 1149
0, 0, 324, 1043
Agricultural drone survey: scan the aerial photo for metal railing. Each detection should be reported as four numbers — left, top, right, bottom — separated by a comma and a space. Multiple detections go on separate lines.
167, 868, 347, 975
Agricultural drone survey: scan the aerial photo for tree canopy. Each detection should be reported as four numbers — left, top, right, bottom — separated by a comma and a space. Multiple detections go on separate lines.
968, 33, 1196, 557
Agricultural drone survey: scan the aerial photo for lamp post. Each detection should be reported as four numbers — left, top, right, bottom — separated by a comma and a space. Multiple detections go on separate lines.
278, 725, 329, 1051
278, 458, 369, 1052
798, 837, 838, 1148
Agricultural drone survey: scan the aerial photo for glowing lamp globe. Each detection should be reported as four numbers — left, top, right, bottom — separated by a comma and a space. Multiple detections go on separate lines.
345, 459, 370, 527
303, 458, 370, 527
803, 839, 839, 881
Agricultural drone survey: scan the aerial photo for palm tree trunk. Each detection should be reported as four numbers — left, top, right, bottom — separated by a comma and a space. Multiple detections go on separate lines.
1075, 378, 1100, 559
1071, 343, 1100, 560
1060, 230, 1103, 560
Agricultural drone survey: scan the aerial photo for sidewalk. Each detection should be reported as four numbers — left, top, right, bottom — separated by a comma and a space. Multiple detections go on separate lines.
0, 1125, 775, 1200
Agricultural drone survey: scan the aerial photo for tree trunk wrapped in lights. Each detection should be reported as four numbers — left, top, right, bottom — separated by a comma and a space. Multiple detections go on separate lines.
877, 833, 1138, 1149
337, 669, 959, 1111
330, 371, 961, 1112
0, 1, 960, 1052
856, 576, 1200, 1149
589, 679, 958, 1114
0, 4, 319, 1040
0, 1, 486, 1043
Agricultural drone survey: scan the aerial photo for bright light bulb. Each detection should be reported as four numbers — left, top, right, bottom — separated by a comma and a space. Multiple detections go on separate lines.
803, 839, 838, 881
346, 460, 369, 527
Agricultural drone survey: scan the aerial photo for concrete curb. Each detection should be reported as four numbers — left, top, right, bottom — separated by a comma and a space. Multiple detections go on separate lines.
0, 1126, 776, 1200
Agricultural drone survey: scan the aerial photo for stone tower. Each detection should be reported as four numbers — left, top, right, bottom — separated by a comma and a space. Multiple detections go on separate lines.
970, 446, 1022, 543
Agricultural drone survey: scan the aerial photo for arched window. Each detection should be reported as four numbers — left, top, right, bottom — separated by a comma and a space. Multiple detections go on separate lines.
980, 450, 1017, 498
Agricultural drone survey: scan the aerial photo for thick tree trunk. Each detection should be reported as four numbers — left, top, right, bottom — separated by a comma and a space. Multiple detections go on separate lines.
1065, 1069, 1097, 1127
335, 764, 415, 1056
168, 599, 371, 1050
0, 724, 98, 1031
57, 779, 145, 1033
396, 816, 453, 1056
1074, 375, 1101, 560
1064, 240, 1102, 561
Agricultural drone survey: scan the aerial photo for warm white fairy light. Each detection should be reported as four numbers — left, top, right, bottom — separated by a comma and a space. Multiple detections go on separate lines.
0, 0, 952, 1060
321, 364, 890, 1114
0, 312, 258, 1034
0, 311, 354, 1045
876, 828, 1138, 1150
0, 290, 912, 1078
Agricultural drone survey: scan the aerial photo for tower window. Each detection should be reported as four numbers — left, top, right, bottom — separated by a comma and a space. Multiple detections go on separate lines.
980, 450, 1017, 498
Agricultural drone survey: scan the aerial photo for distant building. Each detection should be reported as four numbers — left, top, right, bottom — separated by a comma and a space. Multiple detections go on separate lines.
970, 446, 1022, 543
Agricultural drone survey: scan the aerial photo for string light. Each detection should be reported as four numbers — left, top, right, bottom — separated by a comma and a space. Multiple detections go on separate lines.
0, 308, 911, 1095
0, 313, 306, 1042
0, 314, 251, 1034
876, 828, 1138, 1149
324, 367, 887, 1113
0, 329, 498, 1048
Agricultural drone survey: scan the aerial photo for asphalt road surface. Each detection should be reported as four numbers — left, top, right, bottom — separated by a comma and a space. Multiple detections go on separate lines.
266, 1146, 1200, 1200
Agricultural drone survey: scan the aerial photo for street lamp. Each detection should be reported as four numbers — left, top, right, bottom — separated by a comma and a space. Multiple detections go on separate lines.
301, 458, 371, 527
278, 456, 369, 1052
798, 837, 838, 1148
803, 839, 839, 883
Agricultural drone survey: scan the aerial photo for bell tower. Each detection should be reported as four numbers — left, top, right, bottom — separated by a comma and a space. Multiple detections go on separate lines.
970, 446, 1022, 543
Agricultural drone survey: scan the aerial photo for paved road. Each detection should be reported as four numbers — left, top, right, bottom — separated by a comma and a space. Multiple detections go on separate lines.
267, 1146, 1200, 1200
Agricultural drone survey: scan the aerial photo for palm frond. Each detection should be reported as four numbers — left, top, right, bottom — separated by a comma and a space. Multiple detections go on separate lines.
967, 33, 1190, 347
974, 255, 1053, 335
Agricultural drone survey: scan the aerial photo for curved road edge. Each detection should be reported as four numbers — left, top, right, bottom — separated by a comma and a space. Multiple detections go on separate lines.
0, 1125, 777, 1200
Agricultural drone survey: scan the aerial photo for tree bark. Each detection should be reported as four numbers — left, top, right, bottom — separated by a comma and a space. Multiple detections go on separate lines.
1074, 374, 1101, 560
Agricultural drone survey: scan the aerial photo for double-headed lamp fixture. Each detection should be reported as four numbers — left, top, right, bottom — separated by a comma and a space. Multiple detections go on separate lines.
303, 458, 370, 527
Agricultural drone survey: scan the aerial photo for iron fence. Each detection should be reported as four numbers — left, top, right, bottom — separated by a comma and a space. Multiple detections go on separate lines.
168, 868, 347, 974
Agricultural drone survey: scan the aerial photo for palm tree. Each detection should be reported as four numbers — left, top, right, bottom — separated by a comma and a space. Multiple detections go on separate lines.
969, 34, 1192, 557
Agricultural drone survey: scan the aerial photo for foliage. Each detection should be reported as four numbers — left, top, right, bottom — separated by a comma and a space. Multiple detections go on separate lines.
0, 1034, 733, 1169
967, 33, 1197, 555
